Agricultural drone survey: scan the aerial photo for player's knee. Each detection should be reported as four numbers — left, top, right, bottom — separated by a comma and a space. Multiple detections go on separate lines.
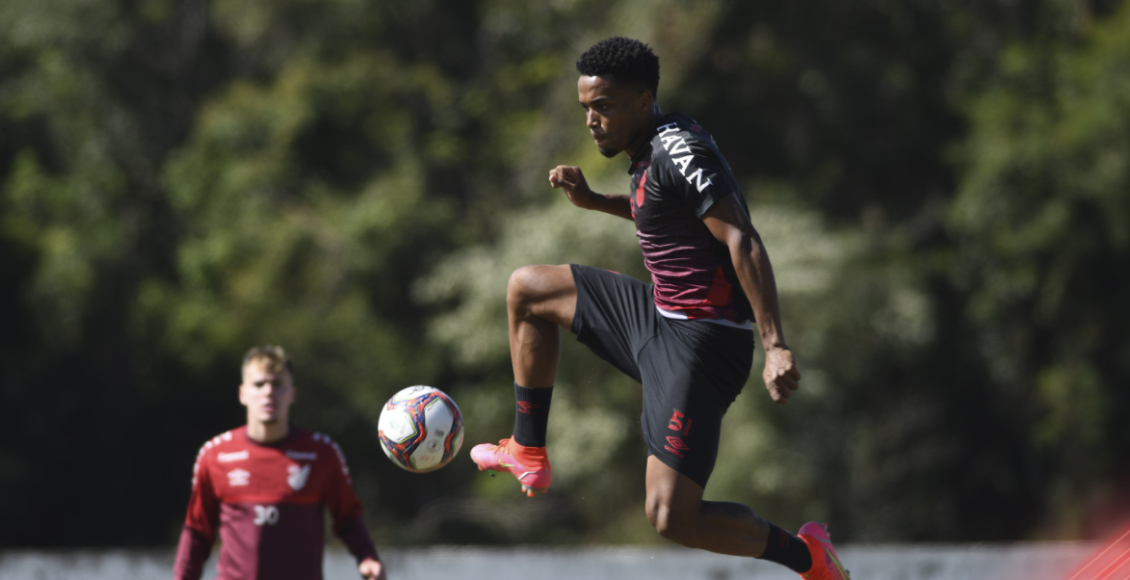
653, 513, 696, 546
646, 495, 696, 546
507, 266, 544, 311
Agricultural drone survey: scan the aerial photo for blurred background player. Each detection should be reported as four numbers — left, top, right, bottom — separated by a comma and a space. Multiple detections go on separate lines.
173, 346, 385, 580
470, 38, 848, 580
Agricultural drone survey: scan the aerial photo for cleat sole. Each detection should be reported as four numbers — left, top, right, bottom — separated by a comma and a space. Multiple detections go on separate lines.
520, 485, 548, 497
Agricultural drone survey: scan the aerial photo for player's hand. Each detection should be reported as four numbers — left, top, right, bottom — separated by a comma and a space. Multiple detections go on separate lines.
549, 165, 594, 209
358, 557, 386, 580
763, 345, 801, 404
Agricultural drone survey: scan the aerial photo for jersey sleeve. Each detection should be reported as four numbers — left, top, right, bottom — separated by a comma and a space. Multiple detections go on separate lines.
173, 445, 221, 580
653, 122, 742, 218
321, 437, 380, 563
173, 528, 213, 580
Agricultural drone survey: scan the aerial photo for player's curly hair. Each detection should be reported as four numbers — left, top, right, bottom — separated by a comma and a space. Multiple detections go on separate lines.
576, 37, 660, 98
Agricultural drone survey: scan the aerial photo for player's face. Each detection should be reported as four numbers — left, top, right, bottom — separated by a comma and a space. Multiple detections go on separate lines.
578, 75, 653, 158
239, 363, 296, 425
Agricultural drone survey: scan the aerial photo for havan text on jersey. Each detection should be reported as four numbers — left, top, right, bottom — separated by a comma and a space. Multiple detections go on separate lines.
627, 111, 754, 324
656, 122, 712, 193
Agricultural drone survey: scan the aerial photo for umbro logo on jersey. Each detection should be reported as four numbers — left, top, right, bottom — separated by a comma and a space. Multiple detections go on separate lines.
664, 436, 690, 458
517, 401, 541, 415
227, 468, 251, 486
217, 450, 249, 463
288, 464, 311, 491
286, 450, 317, 461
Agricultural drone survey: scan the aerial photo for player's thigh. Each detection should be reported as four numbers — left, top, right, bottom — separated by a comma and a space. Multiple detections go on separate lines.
637, 327, 734, 490
508, 264, 577, 328
569, 264, 659, 383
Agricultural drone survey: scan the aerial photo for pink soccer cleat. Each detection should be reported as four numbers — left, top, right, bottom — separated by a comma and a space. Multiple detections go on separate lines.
798, 522, 850, 580
470, 438, 551, 497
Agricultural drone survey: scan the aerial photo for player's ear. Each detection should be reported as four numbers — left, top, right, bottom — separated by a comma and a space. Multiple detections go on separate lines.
637, 88, 654, 112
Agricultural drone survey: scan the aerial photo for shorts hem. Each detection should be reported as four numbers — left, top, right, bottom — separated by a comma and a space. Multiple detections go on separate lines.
646, 446, 711, 489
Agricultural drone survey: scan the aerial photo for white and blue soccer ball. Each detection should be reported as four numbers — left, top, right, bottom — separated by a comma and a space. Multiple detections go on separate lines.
378, 386, 464, 472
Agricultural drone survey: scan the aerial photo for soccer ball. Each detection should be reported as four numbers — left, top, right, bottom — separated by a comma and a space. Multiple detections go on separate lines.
378, 386, 464, 472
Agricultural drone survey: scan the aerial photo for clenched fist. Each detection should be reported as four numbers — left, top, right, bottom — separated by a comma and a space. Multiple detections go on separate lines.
763, 345, 801, 404
549, 165, 594, 209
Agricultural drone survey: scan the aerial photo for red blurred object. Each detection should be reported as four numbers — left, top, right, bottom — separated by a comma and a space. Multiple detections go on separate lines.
1067, 525, 1130, 580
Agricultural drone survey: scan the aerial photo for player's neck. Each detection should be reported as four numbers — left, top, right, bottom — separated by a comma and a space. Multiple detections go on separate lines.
246, 419, 290, 444
623, 106, 658, 159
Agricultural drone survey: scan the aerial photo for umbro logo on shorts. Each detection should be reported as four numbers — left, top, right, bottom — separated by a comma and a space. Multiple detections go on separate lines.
664, 436, 690, 458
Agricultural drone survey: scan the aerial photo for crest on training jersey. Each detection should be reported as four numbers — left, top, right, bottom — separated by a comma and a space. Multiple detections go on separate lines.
287, 464, 311, 490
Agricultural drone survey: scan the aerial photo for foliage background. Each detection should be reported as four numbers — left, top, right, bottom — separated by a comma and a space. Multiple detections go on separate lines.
2, 0, 1129, 547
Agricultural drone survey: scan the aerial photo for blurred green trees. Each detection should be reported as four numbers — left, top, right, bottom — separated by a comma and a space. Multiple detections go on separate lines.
1, 0, 1129, 547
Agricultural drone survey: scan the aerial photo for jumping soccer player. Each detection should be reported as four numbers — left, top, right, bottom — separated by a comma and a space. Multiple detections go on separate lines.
470, 37, 849, 579
174, 346, 386, 580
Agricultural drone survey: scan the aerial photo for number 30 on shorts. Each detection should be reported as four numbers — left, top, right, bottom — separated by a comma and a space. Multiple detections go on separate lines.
667, 410, 693, 436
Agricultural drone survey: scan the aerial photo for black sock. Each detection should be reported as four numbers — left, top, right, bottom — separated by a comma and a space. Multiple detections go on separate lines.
758, 523, 813, 574
512, 383, 552, 447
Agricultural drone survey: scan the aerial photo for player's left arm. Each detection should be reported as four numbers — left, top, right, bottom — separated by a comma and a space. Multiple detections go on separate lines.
358, 558, 386, 580
702, 195, 801, 404
321, 439, 385, 579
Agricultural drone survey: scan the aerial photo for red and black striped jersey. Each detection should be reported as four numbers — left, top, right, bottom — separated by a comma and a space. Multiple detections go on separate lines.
173, 426, 377, 580
627, 111, 753, 325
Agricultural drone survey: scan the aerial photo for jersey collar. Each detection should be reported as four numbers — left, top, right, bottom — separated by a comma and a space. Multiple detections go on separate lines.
627, 104, 663, 174
242, 425, 297, 447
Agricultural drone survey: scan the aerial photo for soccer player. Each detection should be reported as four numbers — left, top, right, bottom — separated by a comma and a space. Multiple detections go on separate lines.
174, 346, 386, 580
470, 38, 849, 579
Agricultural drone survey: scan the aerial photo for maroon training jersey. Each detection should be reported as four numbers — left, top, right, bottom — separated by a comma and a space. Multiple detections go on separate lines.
627, 111, 753, 324
173, 426, 378, 580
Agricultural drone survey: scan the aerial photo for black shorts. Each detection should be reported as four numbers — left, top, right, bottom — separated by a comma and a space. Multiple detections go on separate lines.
568, 264, 754, 488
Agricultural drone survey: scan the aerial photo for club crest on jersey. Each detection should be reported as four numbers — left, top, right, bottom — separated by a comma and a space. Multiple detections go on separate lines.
227, 468, 250, 486
288, 464, 311, 490
657, 122, 713, 193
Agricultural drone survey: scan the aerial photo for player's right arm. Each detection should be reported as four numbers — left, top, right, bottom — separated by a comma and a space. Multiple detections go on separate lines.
173, 446, 221, 580
549, 165, 633, 221
703, 195, 801, 404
